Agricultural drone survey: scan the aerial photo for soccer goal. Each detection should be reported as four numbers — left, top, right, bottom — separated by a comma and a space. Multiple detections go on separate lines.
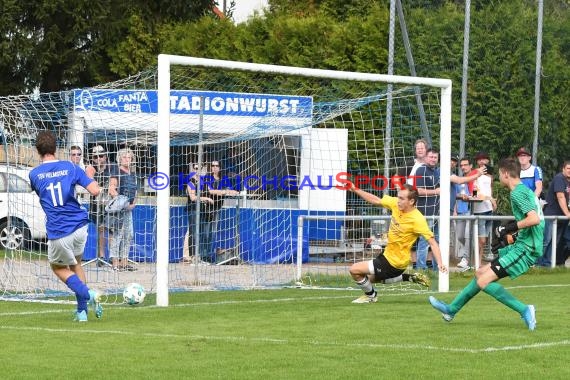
155, 55, 452, 305
0, 55, 451, 306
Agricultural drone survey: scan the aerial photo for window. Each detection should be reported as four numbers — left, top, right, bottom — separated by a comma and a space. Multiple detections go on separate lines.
7, 173, 32, 193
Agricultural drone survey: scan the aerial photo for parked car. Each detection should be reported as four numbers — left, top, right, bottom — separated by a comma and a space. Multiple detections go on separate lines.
0, 164, 46, 250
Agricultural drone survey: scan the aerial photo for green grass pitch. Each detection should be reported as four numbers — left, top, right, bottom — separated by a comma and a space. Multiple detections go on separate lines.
1, 269, 570, 379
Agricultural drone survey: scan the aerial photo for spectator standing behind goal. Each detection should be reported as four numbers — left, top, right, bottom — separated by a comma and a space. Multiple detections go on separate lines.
85, 145, 119, 266
429, 157, 544, 331
180, 165, 201, 264
536, 160, 570, 267
403, 138, 428, 185
187, 163, 218, 264
69, 145, 88, 202
471, 151, 497, 263
29, 131, 103, 322
107, 148, 138, 271
516, 147, 543, 200
414, 149, 440, 270
394, 138, 429, 265
205, 160, 239, 261
69, 145, 85, 168
345, 182, 447, 304
451, 157, 486, 271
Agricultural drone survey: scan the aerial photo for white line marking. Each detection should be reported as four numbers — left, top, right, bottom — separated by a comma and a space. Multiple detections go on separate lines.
2, 282, 569, 316
0, 324, 567, 353
2, 283, 569, 353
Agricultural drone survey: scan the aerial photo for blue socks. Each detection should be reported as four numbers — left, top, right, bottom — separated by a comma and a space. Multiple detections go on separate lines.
66, 274, 90, 313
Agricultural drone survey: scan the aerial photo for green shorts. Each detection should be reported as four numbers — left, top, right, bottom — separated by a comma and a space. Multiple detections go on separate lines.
497, 243, 538, 279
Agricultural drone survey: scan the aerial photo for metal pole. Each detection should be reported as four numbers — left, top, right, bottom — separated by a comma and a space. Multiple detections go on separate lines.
532, 0, 544, 165
194, 96, 205, 265
156, 55, 171, 306
395, 0, 430, 147
459, 0, 471, 159
383, 0, 395, 197
296, 216, 304, 282
438, 84, 452, 293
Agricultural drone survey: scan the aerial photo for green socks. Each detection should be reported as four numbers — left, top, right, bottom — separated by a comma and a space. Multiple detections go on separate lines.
482, 282, 526, 314
449, 278, 481, 314
449, 278, 526, 315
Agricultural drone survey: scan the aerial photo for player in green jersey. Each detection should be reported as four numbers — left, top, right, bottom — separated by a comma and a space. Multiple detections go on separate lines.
429, 157, 544, 330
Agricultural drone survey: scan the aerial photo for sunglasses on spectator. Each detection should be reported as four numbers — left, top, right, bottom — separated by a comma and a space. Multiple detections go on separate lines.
71, 153, 82, 156
211, 164, 220, 167
93, 155, 105, 159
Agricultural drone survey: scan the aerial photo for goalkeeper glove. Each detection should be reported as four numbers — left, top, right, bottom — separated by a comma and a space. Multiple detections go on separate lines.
491, 239, 506, 255
494, 220, 518, 239
491, 233, 518, 255
492, 221, 519, 255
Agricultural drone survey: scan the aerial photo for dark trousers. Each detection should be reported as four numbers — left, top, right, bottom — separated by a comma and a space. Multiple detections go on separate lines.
538, 219, 570, 266
188, 210, 215, 262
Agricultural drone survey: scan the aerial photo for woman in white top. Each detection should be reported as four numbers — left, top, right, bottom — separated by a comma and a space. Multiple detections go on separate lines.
472, 157, 497, 263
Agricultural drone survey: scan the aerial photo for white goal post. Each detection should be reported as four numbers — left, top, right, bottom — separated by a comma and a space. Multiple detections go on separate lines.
156, 54, 452, 306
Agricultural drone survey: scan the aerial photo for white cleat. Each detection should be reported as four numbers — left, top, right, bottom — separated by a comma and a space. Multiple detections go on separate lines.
352, 293, 378, 304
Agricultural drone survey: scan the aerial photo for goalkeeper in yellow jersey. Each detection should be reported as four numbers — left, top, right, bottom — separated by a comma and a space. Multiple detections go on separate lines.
346, 183, 447, 304
429, 157, 544, 330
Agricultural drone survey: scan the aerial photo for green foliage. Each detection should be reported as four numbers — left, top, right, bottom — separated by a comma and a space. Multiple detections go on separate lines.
2, 0, 569, 177
158, 1, 570, 179
0, 0, 216, 93
108, 13, 158, 78
493, 180, 512, 216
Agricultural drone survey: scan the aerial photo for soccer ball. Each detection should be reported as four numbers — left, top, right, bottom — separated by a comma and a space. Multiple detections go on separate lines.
123, 283, 146, 305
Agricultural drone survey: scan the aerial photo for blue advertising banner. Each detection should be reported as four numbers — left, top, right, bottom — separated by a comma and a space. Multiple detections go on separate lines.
73, 89, 312, 118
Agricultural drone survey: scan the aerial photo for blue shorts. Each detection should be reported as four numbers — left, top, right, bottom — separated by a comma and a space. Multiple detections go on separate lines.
475, 211, 493, 237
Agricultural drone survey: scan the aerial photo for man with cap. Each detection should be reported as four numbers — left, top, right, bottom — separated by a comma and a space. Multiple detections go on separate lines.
474, 151, 490, 166
85, 145, 119, 266
516, 147, 543, 199
450, 153, 459, 175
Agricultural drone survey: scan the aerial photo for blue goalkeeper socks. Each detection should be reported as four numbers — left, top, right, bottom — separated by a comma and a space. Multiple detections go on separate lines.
65, 274, 90, 313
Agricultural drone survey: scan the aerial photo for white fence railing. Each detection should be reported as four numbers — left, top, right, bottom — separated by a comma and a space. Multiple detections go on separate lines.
297, 214, 569, 292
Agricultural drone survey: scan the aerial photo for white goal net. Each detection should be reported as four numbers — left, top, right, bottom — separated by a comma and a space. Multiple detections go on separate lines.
0, 56, 451, 305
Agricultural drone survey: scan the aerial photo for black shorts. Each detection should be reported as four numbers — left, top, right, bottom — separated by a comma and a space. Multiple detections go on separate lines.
490, 257, 509, 280
372, 254, 405, 281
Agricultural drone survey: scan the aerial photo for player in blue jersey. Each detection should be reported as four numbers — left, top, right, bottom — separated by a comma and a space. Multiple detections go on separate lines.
516, 147, 543, 199
29, 131, 103, 322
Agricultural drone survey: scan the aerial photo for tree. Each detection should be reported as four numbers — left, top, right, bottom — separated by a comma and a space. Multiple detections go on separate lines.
0, 0, 216, 95
158, 0, 569, 179
2, 0, 568, 179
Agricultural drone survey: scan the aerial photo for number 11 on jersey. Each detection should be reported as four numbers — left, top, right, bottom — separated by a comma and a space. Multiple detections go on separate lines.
46, 181, 64, 206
